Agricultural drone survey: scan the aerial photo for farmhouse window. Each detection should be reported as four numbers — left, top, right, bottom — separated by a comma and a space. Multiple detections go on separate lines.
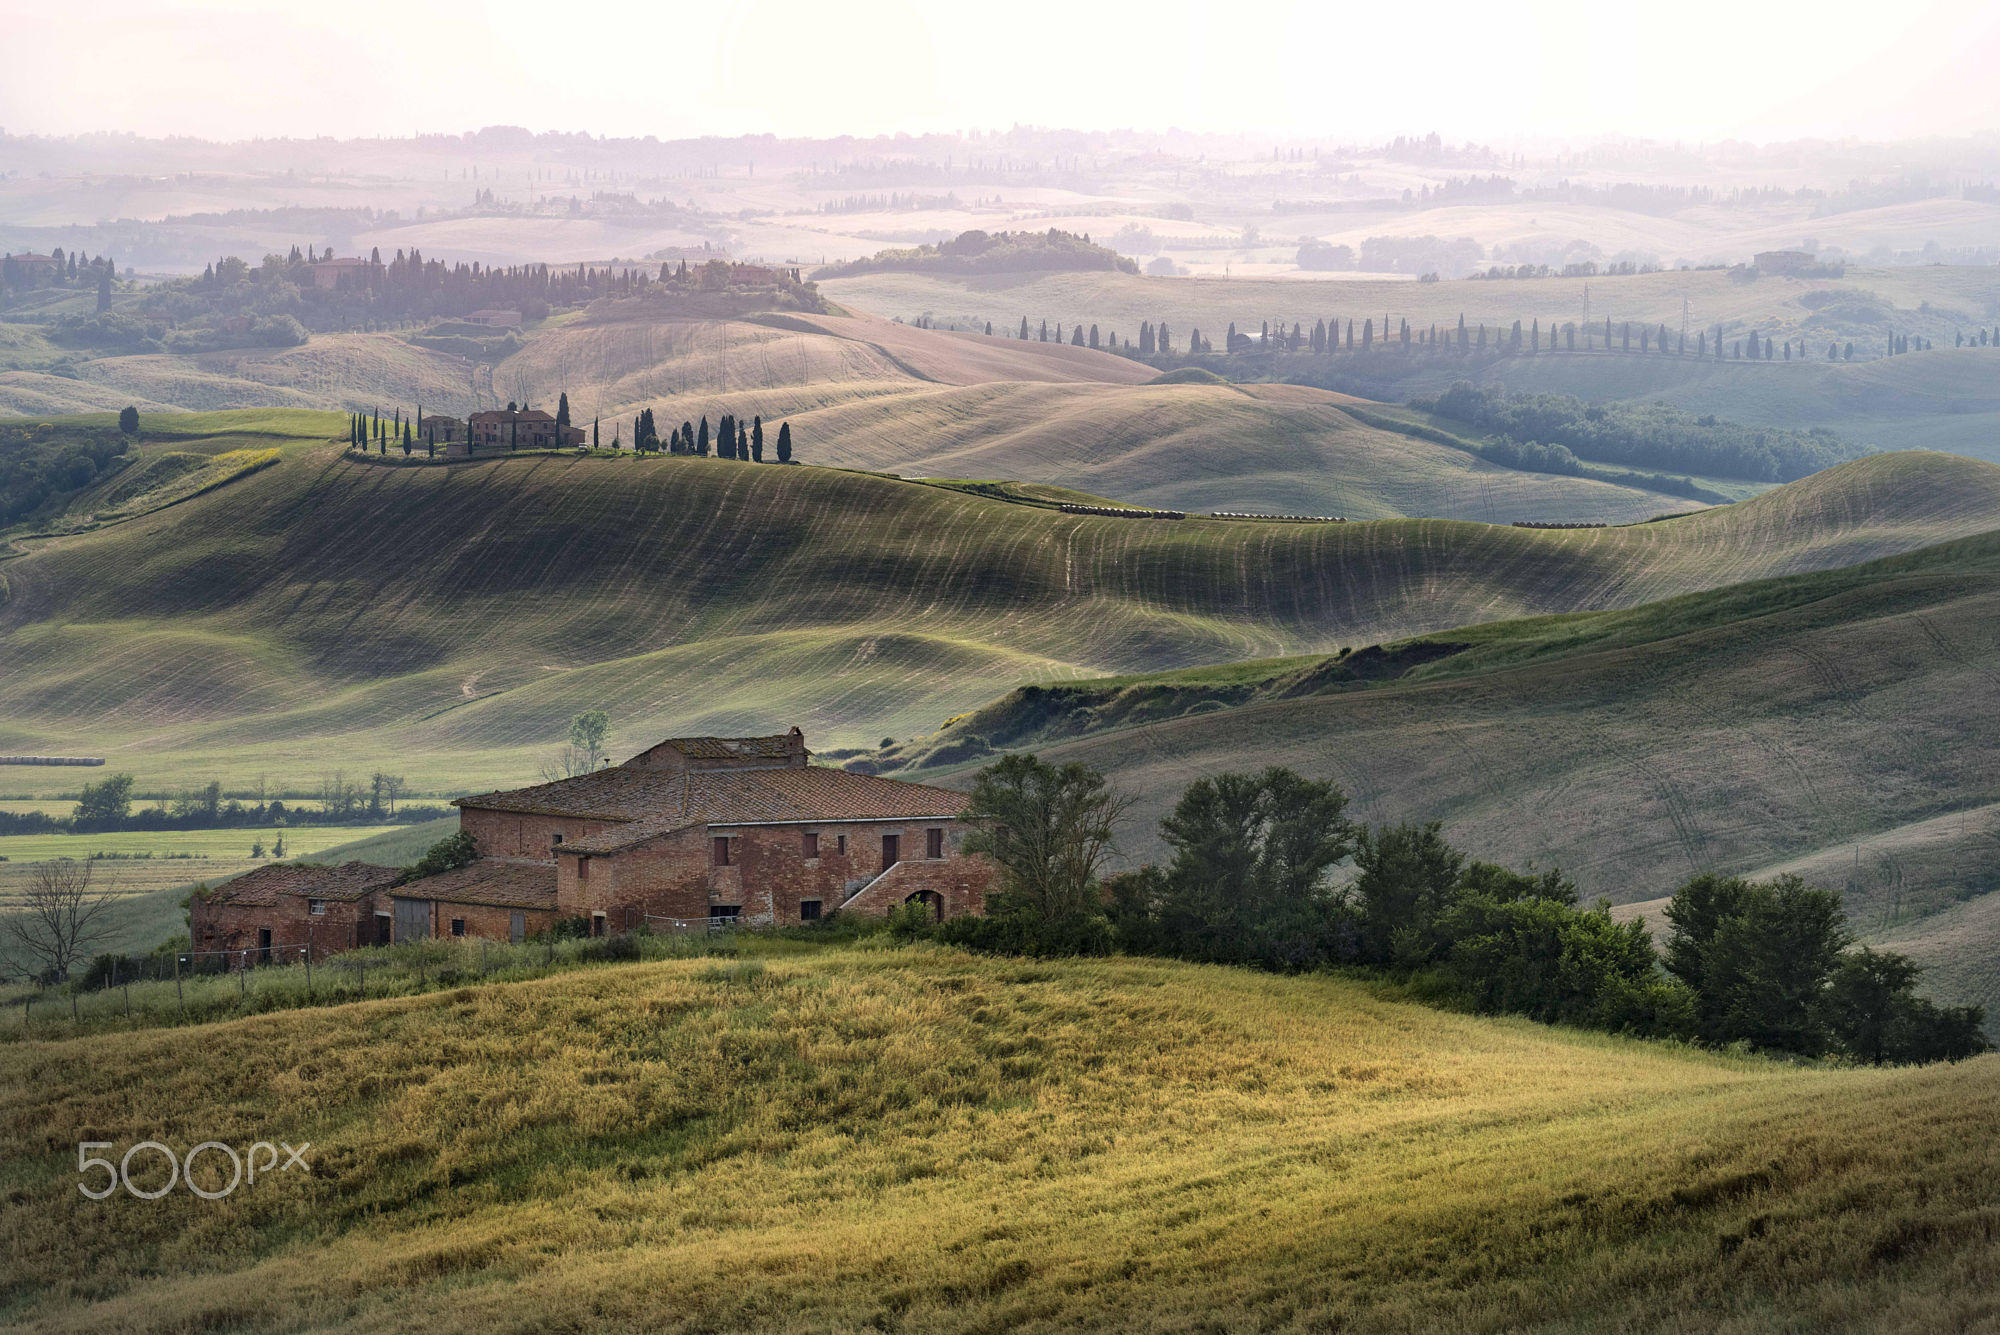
836, 834, 847, 855
927, 828, 945, 859
591, 912, 607, 937
713, 836, 732, 867
713, 905, 742, 922
308, 898, 327, 915
552, 833, 563, 846
450, 918, 466, 937
800, 900, 822, 921
577, 856, 589, 880
802, 831, 819, 858
882, 833, 901, 868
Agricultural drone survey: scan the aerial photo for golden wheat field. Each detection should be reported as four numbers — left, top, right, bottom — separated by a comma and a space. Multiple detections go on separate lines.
2, 942, 1996, 1334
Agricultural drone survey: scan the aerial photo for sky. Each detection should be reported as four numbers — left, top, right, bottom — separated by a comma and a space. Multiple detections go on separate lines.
2, 0, 1997, 146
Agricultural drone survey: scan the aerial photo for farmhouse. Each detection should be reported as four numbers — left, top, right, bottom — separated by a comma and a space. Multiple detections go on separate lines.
187, 729, 995, 960
308, 256, 372, 289
419, 414, 463, 443
462, 406, 585, 453
1753, 250, 1816, 275
463, 308, 522, 327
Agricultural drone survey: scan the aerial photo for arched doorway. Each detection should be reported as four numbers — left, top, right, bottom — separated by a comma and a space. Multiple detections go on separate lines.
905, 889, 944, 922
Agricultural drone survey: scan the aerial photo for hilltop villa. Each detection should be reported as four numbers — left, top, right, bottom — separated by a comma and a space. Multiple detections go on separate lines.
456, 406, 586, 454
190, 729, 995, 961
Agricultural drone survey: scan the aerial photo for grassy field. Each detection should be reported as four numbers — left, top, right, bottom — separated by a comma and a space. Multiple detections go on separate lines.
3, 422, 1995, 793
2, 942, 1996, 1333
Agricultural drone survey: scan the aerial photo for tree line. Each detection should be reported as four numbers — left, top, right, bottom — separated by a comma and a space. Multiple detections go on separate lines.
628, 409, 793, 462
0, 772, 449, 837
923, 755, 1987, 1067
1414, 381, 1866, 483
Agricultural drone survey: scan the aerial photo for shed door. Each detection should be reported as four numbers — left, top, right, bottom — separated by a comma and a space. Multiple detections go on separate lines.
393, 898, 431, 942
510, 911, 526, 944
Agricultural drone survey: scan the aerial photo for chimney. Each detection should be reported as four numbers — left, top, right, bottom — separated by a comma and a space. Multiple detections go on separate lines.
787, 726, 807, 766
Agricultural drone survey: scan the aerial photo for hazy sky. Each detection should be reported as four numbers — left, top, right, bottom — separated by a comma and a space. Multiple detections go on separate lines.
3, 0, 1996, 146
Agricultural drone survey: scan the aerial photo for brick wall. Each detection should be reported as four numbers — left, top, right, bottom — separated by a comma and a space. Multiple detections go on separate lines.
412, 899, 557, 943
191, 893, 387, 966
459, 806, 615, 861
568, 818, 996, 927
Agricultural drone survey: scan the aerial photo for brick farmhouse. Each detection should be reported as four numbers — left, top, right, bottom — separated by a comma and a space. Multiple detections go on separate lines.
190, 730, 996, 963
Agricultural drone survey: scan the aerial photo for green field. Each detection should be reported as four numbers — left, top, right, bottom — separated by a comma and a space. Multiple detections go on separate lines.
0, 826, 405, 905
4, 418, 1997, 795
3, 942, 1997, 1333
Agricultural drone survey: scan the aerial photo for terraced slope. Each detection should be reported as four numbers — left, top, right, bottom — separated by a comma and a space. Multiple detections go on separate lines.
5, 947, 1999, 1334
3, 421, 1997, 792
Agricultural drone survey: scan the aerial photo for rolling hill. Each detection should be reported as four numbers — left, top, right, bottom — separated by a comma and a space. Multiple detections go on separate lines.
0, 306, 1788, 521
3, 944, 1997, 1334
819, 265, 2000, 353
2, 419, 1998, 796
884, 526, 2000, 1018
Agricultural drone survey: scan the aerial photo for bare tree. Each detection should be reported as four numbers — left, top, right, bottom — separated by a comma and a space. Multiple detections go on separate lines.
382, 774, 406, 816
6, 859, 119, 981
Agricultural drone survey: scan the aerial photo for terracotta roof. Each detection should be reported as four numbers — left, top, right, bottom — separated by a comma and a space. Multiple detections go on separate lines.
457, 766, 696, 821
203, 861, 401, 907
395, 859, 556, 909
311, 257, 371, 267
470, 408, 556, 425
650, 734, 799, 762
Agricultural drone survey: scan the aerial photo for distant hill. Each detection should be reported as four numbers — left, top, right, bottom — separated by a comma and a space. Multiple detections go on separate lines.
2, 422, 1997, 797
814, 228, 1139, 280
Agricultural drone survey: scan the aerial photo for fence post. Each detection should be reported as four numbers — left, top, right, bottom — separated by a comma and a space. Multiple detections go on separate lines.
175, 953, 184, 1014
71, 989, 79, 1024
239, 953, 247, 1000
304, 944, 313, 999
358, 961, 365, 999
120, 960, 130, 1018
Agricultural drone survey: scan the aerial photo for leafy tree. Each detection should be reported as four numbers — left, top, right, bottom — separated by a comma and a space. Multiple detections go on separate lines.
118, 405, 138, 435
1664, 873, 1850, 1052
960, 753, 1128, 927
73, 773, 136, 830
1345, 821, 1464, 966
1118, 768, 1352, 968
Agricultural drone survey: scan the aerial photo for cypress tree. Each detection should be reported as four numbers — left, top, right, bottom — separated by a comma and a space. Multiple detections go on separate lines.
751, 416, 763, 462
776, 421, 792, 463
737, 420, 748, 457
698, 417, 709, 455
